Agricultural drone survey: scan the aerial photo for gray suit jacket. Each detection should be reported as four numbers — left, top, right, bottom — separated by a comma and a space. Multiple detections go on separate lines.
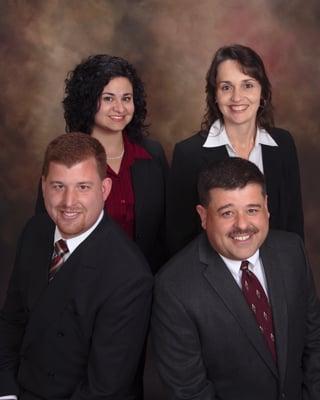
152, 231, 320, 400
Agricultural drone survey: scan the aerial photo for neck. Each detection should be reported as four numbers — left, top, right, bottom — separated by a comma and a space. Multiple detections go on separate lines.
91, 129, 124, 159
224, 120, 257, 159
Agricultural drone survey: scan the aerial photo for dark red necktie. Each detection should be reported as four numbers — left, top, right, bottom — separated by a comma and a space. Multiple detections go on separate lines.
49, 239, 69, 281
240, 260, 277, 363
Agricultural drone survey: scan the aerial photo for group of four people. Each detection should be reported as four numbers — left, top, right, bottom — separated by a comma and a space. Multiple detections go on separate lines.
0, 44, 318, 400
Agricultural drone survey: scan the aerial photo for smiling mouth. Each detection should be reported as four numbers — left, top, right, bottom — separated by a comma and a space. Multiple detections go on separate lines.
231, 233, 251, 241
109, 115, 126, 121
229, 105, 248, 112
60, 210, 81, 219
229, 228, 258, 242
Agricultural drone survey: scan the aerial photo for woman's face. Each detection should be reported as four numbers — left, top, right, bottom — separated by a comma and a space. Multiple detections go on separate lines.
215, 60, 262, 128
94, 76, 135, 135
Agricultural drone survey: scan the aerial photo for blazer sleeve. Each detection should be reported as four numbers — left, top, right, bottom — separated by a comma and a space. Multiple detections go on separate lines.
300, 242, 320, 399
167, 142, 202, 256
281, 131, 304, 239
140, 138, 169, 270
151, 279, 217, 400
0, 229, 29, 395
71, 272, 153, 400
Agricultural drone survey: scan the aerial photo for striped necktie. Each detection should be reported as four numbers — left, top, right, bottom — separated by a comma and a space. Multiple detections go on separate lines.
240, 260, 277, 363
49, 239, 69, 281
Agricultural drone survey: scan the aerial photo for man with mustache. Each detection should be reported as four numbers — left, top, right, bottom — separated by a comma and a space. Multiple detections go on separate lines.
0, 133, 153, 399
152, 157, 320, 400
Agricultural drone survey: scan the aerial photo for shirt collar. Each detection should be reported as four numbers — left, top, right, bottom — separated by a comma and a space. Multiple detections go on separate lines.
220, 249, 260, 276
203, 120, 278, 148
54, 210, 104, 255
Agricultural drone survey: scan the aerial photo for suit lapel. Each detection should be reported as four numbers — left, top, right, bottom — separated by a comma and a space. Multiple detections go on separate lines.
26, 219, 54, 310
260, 239, 288, 387
22, 216, 108, 350
199, 235, 278, 377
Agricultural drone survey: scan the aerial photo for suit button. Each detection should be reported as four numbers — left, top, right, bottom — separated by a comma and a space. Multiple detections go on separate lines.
57, 331, 64, 337
47, 371, 55, 379
281, 393, 286, 399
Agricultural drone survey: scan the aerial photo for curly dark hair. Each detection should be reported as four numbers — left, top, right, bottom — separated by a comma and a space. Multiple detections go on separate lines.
63, 54, 148, 142
201, 44, 274, 134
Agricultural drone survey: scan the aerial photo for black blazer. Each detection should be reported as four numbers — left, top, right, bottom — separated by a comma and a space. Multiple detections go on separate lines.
167, 127, 304, 255
0, 213, 153, 399
152, 231, 320, 400
35, 137, 168, 274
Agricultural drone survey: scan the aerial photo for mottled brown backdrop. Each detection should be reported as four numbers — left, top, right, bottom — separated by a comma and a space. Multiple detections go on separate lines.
1, 0, 320, 301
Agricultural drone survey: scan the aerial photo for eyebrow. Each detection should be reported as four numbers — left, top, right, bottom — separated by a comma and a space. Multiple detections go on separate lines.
218, 78, 257, 84
216, 203, 234, 212
101, 91, 133, 96
216, 203, 262, 212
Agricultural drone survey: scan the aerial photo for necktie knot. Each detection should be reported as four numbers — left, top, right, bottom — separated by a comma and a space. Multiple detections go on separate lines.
54, 239, 69, 258
240, 260, 249, 271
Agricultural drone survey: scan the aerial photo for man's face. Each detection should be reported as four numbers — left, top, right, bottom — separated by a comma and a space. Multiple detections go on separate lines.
196, 183, 269, 260
42, 157, 111, 239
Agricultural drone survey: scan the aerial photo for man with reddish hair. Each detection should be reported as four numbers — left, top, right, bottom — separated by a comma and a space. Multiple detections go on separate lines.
0, 133, 153, 399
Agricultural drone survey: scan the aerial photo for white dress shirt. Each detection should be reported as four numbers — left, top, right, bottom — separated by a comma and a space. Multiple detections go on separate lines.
203, 120, 278, 173
220, 250, 269, 298
54, 210, 104, 260
2, 211, 104, 399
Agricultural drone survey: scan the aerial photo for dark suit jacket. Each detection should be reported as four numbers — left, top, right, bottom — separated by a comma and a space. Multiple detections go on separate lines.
35, 137, 168, 274
151, 231, 320, 400
167, 127, 304, 255
0, 213, 153, 399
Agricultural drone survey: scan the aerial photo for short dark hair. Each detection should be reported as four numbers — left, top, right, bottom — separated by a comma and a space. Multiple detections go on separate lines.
201, 44, 274, 133
198, 157, 266, 206
42, 132, 107, 179
63, 54, 148, 142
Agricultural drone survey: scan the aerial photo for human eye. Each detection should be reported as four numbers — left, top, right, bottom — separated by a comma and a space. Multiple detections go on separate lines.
243, 81, 256, 89
220, 84, 232, 92
52, 183, 64, 191
102, 95, 113, 102
78, 183, 91, 191
221, 210, 234, 218
247, 208, 259, 216
123, 95, 132, 102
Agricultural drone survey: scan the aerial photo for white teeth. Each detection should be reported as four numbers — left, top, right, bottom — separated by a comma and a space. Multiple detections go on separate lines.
230, 105, 248, 111
63, 212, 78, 218
233, 234, 250, 241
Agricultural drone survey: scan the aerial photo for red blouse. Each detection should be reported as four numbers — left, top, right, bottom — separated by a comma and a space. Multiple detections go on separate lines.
105, 134, 152, 238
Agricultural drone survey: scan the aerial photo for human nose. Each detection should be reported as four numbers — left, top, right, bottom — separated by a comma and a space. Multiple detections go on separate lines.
231, 86, 242, 102
235, 212, 249, 230
62, 187, 77, 207
113, 98, 125, 113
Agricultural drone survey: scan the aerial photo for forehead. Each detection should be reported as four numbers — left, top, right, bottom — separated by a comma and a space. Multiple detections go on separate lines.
208, 184, 265, 207
102, 76, 133, 93
217, 59, 254, 81
46, 158, 100, 179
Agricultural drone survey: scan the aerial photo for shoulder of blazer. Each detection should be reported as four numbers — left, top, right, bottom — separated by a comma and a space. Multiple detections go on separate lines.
138, 137, 168, 173
79, 214, 152, 277
173, 131, 207, 155
262, 229, 303, 252
21, 213, 54, 240
268, 127, 295, 148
